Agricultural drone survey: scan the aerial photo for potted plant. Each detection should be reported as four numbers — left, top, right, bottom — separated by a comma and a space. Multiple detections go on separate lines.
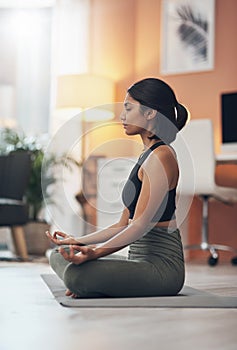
0, 128, 80, 255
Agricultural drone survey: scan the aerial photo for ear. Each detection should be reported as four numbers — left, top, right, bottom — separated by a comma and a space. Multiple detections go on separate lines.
144, 109, 157, 120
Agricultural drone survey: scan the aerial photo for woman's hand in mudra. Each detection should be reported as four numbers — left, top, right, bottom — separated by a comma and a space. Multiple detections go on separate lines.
45, 230, 81, 246
58, 245, 97, 265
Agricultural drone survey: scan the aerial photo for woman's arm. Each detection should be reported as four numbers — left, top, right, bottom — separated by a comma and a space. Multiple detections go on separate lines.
47, 207, 130, 246
74, 207, 130, 245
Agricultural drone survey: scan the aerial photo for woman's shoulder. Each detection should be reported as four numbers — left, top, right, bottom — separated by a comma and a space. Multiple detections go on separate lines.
148, 144, 177, 163
142, 144, 178, 176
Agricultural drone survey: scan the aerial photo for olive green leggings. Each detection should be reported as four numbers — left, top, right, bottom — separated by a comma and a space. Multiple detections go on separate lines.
49, 227, 185, 298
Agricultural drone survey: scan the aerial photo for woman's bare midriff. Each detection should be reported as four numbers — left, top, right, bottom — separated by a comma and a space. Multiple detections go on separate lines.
128, 219, 177, 229
154, 219, 177, 228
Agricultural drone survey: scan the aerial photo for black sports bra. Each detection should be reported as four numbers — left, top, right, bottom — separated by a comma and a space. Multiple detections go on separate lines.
122, 141, 176, 223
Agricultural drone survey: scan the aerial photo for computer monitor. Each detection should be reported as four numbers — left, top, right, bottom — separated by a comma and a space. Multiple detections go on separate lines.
221, 92, 237, 153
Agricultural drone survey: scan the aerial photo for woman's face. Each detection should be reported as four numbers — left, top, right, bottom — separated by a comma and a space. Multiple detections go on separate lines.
120, 93, 148, 136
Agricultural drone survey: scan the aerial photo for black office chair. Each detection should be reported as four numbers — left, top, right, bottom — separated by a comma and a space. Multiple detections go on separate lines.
0, 151, 31, 261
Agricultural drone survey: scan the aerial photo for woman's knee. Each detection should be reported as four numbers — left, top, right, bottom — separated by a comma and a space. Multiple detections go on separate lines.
63, 263, 84, 295
49, 247, 71, 279
49, 248, 59, 270
63, 262, 101, 297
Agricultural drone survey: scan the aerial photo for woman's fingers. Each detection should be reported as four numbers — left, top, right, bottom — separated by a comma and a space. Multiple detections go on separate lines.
58, 246, 84, 265
45, 230, 70, 246
59, 246, 78, 260
71, 245, 88, 253
69, 245, 77, 258
58, 245, 93, 265
58, 247, 69, 259
45, 230, 54, 241
54, 231, 67, 239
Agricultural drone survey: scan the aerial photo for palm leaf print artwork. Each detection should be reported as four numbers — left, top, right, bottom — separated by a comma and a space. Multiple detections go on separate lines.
176, 4, 208, 62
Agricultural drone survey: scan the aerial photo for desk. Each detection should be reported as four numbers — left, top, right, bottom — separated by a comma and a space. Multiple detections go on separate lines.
216, 153, 237, 164
215, 154, 237, 188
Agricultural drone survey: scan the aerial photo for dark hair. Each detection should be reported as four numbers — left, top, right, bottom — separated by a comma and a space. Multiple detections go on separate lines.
127, 78, 188, 143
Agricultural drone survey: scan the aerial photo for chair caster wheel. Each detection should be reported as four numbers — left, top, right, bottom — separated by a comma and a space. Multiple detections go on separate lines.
231, 256, 237, 265
208, 255, 219, 266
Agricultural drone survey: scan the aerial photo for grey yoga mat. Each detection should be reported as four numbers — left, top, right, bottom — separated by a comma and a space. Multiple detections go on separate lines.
41, 274, 237, 308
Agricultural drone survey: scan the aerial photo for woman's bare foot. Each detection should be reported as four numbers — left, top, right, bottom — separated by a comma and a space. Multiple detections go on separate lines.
65, 289, 79, 298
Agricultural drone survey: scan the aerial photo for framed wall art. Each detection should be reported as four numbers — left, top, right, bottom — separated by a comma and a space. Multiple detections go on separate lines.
160, 0, 216, 75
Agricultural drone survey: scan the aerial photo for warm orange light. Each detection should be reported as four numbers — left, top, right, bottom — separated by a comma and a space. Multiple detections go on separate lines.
55, 74, 115, 161
56, 74, 115, 110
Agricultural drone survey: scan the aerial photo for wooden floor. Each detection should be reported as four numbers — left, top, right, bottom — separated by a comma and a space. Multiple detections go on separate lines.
0, 258, 237, 350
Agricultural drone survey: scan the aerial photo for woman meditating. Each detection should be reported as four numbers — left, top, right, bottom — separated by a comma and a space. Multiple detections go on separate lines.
46, 77, 188, 298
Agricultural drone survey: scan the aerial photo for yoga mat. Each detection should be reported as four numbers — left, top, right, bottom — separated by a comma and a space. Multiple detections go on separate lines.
41, 274, 237, 308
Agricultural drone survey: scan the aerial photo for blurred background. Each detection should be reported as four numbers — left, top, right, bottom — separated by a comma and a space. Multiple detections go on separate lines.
0, 0, 237, 262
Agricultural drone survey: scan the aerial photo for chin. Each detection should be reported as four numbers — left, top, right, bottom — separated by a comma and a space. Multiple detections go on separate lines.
124, 127, 139, 136
125, 130, 136, 136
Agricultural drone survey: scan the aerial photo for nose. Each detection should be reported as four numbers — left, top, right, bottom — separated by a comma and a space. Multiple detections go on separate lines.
120, 110, 126, 121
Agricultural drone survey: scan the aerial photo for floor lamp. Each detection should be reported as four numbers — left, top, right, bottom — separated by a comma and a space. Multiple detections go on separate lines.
55, 73, 115, 232
56, 73, 115, 161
